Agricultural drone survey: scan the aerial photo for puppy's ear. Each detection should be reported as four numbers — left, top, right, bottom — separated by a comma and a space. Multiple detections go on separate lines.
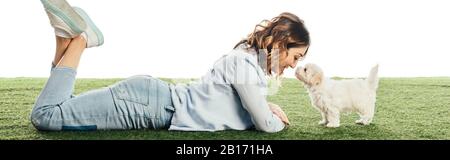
310, 72, 323, 86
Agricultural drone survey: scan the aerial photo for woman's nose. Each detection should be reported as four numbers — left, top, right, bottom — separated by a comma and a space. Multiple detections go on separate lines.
290, 61, 298, 68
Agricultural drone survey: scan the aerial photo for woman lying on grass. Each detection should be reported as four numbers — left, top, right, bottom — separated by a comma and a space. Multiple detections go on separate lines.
31, 0, 310, 132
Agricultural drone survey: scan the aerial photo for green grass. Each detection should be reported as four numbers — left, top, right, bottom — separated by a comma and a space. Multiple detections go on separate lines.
1, 77, 449, 140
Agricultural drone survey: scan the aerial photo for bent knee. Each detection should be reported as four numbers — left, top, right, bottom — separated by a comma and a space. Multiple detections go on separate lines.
30, 105, 62, 131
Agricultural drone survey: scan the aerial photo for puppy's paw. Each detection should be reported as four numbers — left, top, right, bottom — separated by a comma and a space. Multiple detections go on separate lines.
355, 119, 371, 125
326, 123, 340, 128
355, 119, 364, 125
318, 120, 327, 125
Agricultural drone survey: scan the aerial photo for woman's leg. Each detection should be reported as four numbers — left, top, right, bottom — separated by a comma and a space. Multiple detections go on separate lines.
55, 36, 86, 69
33, 1, 173, 131
52, 36, 71, 67
31, 36, 121, 131
31, 36, 174, 131
31, 36, 92, 131
31, 73, 174, 131
32, 36, 133, 131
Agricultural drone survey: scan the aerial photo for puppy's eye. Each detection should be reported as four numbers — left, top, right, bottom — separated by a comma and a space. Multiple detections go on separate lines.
304, 68, 307, 72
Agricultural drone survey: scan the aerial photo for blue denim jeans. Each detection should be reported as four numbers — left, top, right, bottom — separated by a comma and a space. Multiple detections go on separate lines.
30, 66, 174, 131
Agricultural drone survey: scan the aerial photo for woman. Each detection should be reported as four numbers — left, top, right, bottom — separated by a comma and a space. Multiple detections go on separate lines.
31, 0, 310, 133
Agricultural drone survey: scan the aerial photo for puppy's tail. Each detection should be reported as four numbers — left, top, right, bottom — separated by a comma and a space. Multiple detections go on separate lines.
367, 64, 379, 90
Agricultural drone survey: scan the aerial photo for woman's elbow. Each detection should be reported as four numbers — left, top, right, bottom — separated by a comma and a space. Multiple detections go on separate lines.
256, 123, 285, 133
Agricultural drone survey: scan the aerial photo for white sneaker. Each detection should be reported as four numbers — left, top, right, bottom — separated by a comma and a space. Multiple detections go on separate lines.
73, 7, 104, 48
40, 0, 86, 38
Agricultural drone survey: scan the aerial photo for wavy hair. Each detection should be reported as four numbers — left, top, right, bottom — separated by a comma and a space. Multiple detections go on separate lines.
234, 12, 310, 75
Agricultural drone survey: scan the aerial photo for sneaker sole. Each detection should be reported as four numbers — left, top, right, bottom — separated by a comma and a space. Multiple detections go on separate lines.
73, 7, 104, 46
41, 0, 86, 35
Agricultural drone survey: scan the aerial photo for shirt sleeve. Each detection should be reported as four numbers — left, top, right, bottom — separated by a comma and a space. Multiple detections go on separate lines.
228, 55, 285, 133
233, 84, 285, 133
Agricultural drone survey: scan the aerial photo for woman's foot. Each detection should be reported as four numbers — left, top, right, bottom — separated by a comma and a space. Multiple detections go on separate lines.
73, 7, 104, 48
40, 0, 87, 38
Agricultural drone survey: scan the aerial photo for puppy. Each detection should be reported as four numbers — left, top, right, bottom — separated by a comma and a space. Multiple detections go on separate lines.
295, 64, 379, 128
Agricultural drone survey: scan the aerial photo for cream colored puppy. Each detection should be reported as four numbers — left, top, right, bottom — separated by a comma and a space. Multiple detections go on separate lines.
295, 64, 379, 128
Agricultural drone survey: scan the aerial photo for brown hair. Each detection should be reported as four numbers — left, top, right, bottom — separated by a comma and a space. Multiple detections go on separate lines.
234, 12, 310, 75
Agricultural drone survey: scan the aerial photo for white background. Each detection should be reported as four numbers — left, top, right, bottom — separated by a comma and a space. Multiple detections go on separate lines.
0, 0, 449, 78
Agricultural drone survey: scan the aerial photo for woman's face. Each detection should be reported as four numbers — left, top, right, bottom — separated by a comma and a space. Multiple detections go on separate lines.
278, 44, 309, 75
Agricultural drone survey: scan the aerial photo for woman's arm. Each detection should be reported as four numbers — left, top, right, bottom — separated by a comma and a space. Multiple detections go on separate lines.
224, 53, 287, 132
268, 102, 290, 125
233, 84, 286, 133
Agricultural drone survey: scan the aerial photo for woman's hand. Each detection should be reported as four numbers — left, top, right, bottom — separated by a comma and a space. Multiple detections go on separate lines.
268, 102, 290, 125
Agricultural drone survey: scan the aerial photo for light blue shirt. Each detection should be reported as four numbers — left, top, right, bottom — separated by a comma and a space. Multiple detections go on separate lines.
168, 44, 285, 133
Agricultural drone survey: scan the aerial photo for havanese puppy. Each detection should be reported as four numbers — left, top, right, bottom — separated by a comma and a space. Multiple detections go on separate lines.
295, 64, 379, 128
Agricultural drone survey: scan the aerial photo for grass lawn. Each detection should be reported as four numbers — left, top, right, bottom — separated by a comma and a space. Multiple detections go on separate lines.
0, 77, 449, 140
